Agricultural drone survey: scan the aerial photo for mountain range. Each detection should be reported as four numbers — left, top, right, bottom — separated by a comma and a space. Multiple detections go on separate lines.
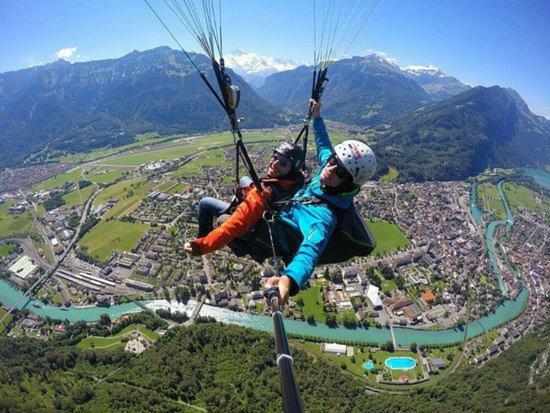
0, 47, 548, 179
373, 85, 550, 181
258, 54, 433, 126
0, 47, 283, 169
402, 65, 471, 100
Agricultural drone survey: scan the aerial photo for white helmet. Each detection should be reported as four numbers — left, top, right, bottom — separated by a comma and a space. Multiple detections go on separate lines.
334, 140, 377, 186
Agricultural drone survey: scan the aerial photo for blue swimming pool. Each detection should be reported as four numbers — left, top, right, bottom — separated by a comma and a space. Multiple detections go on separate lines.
384, 357, 416, 370
363, 360, 374, 370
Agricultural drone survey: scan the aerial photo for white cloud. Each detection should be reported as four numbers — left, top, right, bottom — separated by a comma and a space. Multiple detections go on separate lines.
56, 47, 77, 59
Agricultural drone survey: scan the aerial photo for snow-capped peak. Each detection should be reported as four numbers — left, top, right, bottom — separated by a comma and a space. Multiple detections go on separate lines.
223, 50, 301, 87
403, 64, 445, 77
224, 49, 300, 74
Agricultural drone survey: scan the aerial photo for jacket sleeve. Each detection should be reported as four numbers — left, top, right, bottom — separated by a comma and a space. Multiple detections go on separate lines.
191, 186, 271, 255
282, 209, 337, 293
313, 116, 334, 165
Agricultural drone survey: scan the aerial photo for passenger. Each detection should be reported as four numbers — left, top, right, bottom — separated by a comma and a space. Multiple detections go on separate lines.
183, 142, 305, 255
265, 99, 377, 304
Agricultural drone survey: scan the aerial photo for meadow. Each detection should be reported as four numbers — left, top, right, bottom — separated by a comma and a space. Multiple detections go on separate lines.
477, 183, 506, 219
0, 201, 34, 239
62, 184, 97, 207
379, 166, 399, 183
84, 169, 124, 184
366, 219, 411, 256
502, 182, 548, 214
78, 220, 149, 262
0, 242, 16, 257
93, 179, 154, 219
76, 323, 159, 350
31, 167, 83, 191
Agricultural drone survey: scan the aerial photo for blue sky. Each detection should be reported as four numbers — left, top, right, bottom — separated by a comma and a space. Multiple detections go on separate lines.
1, 0, 549, 117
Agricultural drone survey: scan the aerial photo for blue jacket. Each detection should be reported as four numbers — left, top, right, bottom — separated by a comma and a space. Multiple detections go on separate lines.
278, 117, 358, 292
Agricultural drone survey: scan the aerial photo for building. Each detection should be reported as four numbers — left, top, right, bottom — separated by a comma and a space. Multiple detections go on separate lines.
320, 343, 347, 355
8, 255, 38, 279
125, 279, 154, 291
366, 284, 383, 310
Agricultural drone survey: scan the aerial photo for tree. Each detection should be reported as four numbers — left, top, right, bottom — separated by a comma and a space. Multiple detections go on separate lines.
99, 314, 111, 328
342, 312, 357, 328
325, 313, 337, 326
295, 297, 304, 307
410, 342, 418, 353
382, 341, 394, 352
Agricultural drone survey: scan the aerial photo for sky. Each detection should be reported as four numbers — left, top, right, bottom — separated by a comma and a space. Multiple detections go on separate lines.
1, 0, 549, 118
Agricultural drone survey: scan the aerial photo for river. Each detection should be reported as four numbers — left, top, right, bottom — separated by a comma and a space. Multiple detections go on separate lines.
522, 167, 550, 191
1, 170, 536, 346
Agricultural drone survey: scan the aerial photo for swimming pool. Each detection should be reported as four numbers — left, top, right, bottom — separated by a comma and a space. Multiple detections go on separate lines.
363, 360, 374, 370
384, 357, 416, 370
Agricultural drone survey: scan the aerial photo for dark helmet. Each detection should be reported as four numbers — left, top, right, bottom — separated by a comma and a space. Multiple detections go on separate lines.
274, 142, 305, 170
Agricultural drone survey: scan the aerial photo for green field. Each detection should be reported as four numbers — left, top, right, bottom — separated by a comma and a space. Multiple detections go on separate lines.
93, 179, 153, 219
0, 307, 12, 333
168, 182, 190, 194
0, 201, 34, 239
174, 148, 227, 177
503, 182, 547, 214
84, 170, 124, 184
62, 184, 97, 207
0, 243, 16, 257
59, 133, 167, 163
379, 166, 399, 183
78, 220, 149, 262
295, 284, 326, 322
76, 323, 159, 350
366, 219, 411, 256
477, 183, 506, 219
380, 279, 397, 293
32, 167, 83, 191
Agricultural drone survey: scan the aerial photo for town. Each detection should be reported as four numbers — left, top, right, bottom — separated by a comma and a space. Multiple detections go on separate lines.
0, 131, 548, 383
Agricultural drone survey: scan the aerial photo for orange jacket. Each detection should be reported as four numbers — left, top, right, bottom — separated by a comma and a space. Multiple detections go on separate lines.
189, 178, 298, 255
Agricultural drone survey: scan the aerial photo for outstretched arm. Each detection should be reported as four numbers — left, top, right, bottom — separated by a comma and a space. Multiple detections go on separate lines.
310, 100, 334, 165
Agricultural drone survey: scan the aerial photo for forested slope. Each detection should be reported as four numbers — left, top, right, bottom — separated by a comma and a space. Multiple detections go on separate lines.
1, 319, 548, 412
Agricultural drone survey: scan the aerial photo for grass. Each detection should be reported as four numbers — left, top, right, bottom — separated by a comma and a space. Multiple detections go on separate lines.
380, 279, 397, 293
174, 148, 226, 177
32, 167, 83, 191
0, 243, 16, 257
477, 183, 506, 219
59, 133, 166, 163
0, 200, 34, 239
93, 179, 153, 219
502, 182, 547, 214
62, 184, 97, 207
295, 284, 326, 322
366, 219, 411, 256
168, 182, 190, 194
300, 341, 423, 382
0, 307, 13, 333
78, 220, 149, 262
75, 323, 159, 350
379, 166, 399, 183
84, 170, 124, 184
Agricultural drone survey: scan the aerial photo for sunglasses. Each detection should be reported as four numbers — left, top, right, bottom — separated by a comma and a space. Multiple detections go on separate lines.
328, 155, 351, 180
271, 152, 289, 168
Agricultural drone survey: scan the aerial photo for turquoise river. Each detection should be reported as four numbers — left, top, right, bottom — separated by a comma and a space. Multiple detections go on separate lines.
1, 173, 534, 346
